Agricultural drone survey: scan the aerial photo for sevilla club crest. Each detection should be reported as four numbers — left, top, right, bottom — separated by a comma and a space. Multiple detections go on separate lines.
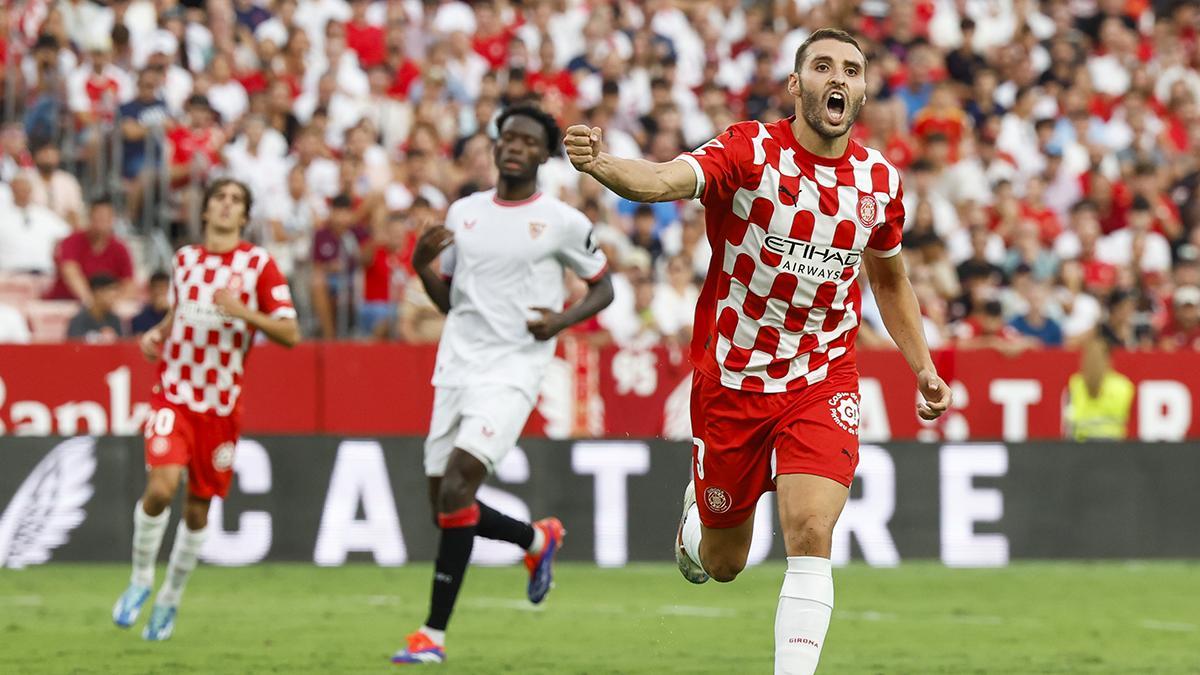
857, 194, 879, 229
529, 221, 547, 239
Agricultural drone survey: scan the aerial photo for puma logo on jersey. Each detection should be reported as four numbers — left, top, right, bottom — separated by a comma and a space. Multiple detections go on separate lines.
778, 184, 801, 205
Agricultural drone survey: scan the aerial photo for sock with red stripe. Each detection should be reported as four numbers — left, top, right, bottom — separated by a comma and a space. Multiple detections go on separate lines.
425, 503, 479, 632
475, 501, 535, 550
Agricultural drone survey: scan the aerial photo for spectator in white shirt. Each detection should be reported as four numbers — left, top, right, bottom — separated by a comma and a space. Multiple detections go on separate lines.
205, 53, 250, 127
1097, 196, 1173, 275
0, 302, 31, 344
0, 173, 72, 274
652, 255, 700, 344
26, 144, 84, 229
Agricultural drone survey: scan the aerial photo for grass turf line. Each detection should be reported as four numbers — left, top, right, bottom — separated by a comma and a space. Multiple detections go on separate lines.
0, 562, 1197, 674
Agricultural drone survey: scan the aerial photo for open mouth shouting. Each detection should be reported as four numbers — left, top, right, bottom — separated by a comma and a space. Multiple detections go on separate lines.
825, 90, 847, 126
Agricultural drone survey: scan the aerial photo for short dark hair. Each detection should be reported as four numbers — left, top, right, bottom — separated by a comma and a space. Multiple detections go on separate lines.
495, 103, 562, 155
1131, 195, 1152, 212
90, 193, 114, 208
149, 270, 170, 285
330, 193, 353, 209
794, 28, 865, 73
202, 178, 253, 222
89, 273, 118, 290
1070, 198, 1098, 214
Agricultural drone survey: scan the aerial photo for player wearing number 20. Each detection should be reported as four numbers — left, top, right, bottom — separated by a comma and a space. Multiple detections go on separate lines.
566, 29, 952, 674
112, 178, 300, 641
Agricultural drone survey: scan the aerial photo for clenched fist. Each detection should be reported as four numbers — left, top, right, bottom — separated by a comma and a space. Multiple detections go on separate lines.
564, 124, 603, 173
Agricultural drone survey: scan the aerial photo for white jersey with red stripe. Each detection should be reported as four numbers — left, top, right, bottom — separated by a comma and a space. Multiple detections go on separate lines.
433, 189, 608, 402
158, 241, 296, 417
677, 117, 905, 393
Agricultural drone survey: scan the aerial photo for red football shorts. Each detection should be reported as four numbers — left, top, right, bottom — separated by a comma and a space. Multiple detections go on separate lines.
143, 396, 240, 500
690, 368, 861, 528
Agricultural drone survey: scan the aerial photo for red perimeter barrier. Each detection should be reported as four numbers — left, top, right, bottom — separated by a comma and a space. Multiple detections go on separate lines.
0, 342, 1196, 440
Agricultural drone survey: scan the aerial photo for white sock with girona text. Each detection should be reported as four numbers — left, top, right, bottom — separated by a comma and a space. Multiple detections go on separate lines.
681, 504, 704, 570
775, 556, 834, 675
156, 521, 208, 607
131, 501, 169, 588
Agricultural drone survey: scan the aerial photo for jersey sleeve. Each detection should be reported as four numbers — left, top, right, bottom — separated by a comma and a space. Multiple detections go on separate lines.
867, 183, 904, 257
255, 256, 298, 319
675, 123, 751, 205
556, 208, 608, 282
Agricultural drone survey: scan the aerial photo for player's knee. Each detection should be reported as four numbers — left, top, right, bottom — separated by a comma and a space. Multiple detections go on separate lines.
436, 474, 475, 515
705, 556, 746, 583
142, 480, 177, 513
703, 545, 749, 582
183, 502, 209, 530
783, 517, 835, 557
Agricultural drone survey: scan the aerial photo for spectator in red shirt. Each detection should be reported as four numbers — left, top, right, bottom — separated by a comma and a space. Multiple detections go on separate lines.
912, 81, 967, 161
1160, 285, 1200, 350
1129, 162, 1183, 240
48, 195, 134, 303
358, 212, 411, 339
471, 2, 518, 69
527, 40, 578, 102
346, 0, 385, 69
167, 95, 224, 189
1019, 176, 1065, 246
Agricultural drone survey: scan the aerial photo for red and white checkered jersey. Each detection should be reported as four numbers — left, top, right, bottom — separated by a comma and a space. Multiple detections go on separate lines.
159, 242, 296, 417
677, 118, 905, 393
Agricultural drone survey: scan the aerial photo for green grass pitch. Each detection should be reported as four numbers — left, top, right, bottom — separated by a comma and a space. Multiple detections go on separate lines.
1, 562, 1197, 674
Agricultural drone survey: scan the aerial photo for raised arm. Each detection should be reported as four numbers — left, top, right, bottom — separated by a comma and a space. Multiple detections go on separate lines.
564, 125, 698, 203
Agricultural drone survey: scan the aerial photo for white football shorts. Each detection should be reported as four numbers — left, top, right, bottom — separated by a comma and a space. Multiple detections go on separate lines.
424, 384, 536, 477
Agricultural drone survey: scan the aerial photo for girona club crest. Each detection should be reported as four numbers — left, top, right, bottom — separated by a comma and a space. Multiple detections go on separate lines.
704, 486, 732, 514
857, 194, 879, 229
529, 221, 547, 239
828, 392, 861, 434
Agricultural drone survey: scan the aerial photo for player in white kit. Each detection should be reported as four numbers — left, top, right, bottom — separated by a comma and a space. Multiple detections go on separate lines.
112, 178, 300, 640
391, 104, 614, 666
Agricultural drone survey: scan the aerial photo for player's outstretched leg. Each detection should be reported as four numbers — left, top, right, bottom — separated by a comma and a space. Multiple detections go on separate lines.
675, 481, 710, 584
113, 501, 167, 628
144, 495, 210, 641
115, 468, 180, 629
470, 501, 562, 604
394, 449, 485, 665
774, 474, 847, 675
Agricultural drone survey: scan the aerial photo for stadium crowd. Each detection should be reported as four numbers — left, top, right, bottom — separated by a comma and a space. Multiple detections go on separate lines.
0, 0, 1198, 353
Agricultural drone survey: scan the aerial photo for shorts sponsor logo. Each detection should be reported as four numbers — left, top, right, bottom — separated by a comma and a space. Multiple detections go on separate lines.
271, 285, 292, 303
150, 437, 170, 456
481, 426, 495, 438
829, 392, 860, 435
858, 194, 878, 229
704, 486, 731, 514
213, 442, 235, 471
